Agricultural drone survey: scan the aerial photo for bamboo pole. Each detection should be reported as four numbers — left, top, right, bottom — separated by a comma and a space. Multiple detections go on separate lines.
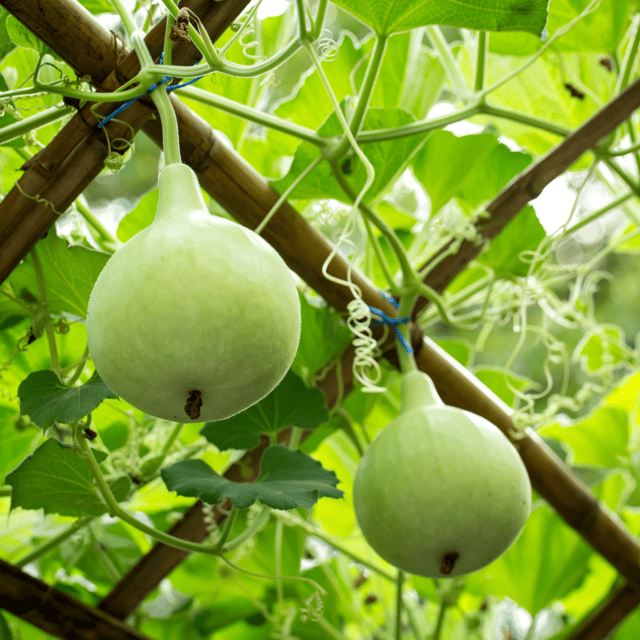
0, 558, 156, 640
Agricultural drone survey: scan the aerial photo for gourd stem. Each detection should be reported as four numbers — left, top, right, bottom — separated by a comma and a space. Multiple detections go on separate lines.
150, 83, 182, 165
397, 295, 417, 374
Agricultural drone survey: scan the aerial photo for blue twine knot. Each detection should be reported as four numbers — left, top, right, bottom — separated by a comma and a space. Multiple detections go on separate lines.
369, 290, 413, 354
98, 52, 204, 129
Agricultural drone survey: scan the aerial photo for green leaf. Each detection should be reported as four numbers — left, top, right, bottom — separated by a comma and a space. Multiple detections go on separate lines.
489, 0, 637, 55
463, 52, 615, 156
273, 106, 422, 203
193, 599, 263, 635
539, 406, 630, 468
0, 611, 13, 640
5, 15, 48, 54
274, 35, 363, 135
0, 72, 24, 149
161, 444, 343, 510
357, 31, 447, 120
478, 206, 546, 278
109, 475, 132, 503
18, 370, 118, 429
5, 438, 108, 516
116, 188, 158, 242
291, 294, 351, 383
412, 130, 532, 215
473, 367, 535, 407
0, 408, 40, 485
575, 325, 627, 373
331, 0, 549, 36
8, 232, 109, 319
200, 371, 328, 451
467, 504, 593, 615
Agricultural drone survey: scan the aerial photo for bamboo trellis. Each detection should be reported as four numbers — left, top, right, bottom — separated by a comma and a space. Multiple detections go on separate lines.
1, 1, 639, 639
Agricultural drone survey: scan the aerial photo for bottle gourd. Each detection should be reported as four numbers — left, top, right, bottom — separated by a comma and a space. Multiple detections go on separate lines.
87, 164, 301, 422
353, 370, 531, 578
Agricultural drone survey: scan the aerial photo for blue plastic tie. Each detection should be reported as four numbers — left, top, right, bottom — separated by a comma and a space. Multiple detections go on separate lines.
369, 292, 413, 354
98, 52, 204, 128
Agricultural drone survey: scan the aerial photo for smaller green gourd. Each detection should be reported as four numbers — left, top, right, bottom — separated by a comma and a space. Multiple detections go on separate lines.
352, 370, 531, 578
86, 163, 301, 422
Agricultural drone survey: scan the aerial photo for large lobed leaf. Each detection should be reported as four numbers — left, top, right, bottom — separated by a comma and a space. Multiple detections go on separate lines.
162, 444, 343, 510
8, 232, 108, 319
200, 371, 329, 451
332, 0, 549, 36
5, 438, 129, 517
18, 369, 117, 429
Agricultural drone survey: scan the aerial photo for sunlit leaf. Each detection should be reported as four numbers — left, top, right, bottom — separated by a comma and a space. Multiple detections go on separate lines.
8, 233, 109, 319
331, 0, 549, 35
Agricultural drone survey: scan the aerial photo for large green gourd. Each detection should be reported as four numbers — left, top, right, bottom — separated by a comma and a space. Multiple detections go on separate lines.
86, 164, 300, 422
353, 370, 531, 578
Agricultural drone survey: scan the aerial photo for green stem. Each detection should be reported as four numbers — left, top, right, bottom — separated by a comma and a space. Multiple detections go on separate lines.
426, 26, 469, 100
31, 247, 61, 379
473, 31, 488, 95
349, 35, 388, 139
479, 103, 571, 138
161, 422, 184, 455
150, 84, 181, 164
213, 508, 238, 550
109, 0, 138, 39
310, 0, 330, 40
397, 296, 417, 374
330, 166, 416, 287
357, 100, 571, 145
65, 345, 90, 386
275, 518, 285, 605
254, 155, 324, 234
0, 106, 73, 146
332, 409, 365, 456
221, 505, 271, 552
78, 435, 229, 555
288, 426, 303, 450
30, 81, 151, 105
273, 510, 396, 581
16, 517, 94, 568
157, 0, 218, 66
602, 157, 640, 198
561, 190, 635, 238
329, 33, 388, 159
605, 139, 640, 156
616, 14, 640, 94
432, 600, 449, 640
395, 570, 405, 640
0, 486, 12, 497
295, 0, 309, 39
177, 85, 325, 146
362, 215, 400, 293
357, 100, 483, 143
75, 198, 119, 249
220, 2, 261, 56
157, 36, 301, 79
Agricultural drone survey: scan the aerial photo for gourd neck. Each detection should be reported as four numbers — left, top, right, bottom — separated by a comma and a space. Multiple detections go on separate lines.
400, 370, 444, 412
155, 163, 207, 223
